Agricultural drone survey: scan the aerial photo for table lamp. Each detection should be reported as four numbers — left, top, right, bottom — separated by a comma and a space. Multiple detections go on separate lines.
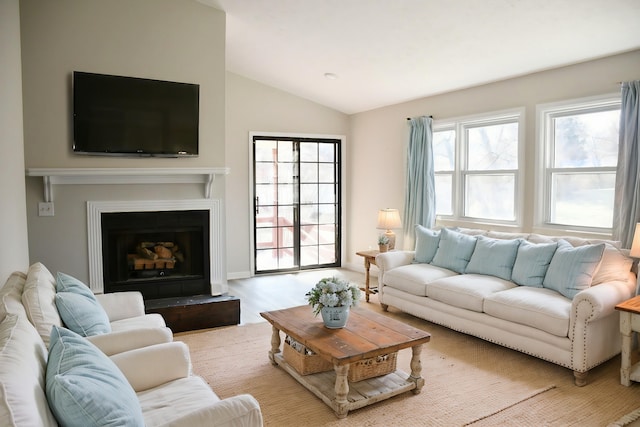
377, 208, 402, 250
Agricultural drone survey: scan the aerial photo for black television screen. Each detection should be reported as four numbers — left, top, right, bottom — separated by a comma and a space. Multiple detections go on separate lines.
73, 71, 199, 157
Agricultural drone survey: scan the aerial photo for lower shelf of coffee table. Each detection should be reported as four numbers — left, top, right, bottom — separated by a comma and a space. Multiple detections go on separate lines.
273, 352, 419, 417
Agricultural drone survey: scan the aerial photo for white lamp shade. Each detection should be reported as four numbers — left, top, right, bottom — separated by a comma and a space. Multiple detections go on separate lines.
631, 223, 640, 258
377, 209, 401, 230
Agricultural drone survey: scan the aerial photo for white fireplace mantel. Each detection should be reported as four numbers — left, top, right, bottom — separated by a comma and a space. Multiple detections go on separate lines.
26, 167, 230, 201
87, 199, 227, 296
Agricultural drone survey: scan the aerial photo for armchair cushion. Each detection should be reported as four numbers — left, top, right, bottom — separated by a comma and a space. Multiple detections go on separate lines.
94, 292, 147, 322
46, 326, 144, 427
137, 376, 264, 427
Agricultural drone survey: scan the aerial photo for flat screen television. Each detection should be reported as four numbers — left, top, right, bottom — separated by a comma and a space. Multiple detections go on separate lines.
73, 71, 199, 157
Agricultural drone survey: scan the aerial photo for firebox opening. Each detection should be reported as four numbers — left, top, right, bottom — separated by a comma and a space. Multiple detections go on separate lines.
101, 210, 210, 300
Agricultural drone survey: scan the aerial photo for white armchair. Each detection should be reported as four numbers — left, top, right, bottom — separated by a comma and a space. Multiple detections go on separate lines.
21, 262, 172, 353
111, 341, 264, 427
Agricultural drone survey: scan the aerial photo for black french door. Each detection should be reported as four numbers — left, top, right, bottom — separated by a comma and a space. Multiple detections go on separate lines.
253, 136, 341, 274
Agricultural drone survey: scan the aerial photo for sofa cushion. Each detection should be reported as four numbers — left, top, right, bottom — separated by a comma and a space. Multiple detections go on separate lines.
414, 225, 440, 263
46, 326, 144, 427
483, 287, 571, 337
0, 272, 27, 321
426, 274, 516, 312
383, 264, 458, 296
526, 235, 630, 285
55, 272, 111, 336
591, 244, 633, 285
431, 228, 477, 273
0, 314, 58, 427
485, 231, 530, 240
55, 292, 111, 337
22, 262, 61, 347
543, 240, 605, 299
511, 240, 558, 287
465, 236, 521, 280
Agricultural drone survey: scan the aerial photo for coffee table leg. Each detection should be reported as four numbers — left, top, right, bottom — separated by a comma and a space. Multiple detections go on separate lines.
268, 326, 281, 365
333, 364, 350, 418
409, 344, 425, 394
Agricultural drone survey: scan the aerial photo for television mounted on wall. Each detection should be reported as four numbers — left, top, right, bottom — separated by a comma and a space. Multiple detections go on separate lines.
73, 71, 199, 157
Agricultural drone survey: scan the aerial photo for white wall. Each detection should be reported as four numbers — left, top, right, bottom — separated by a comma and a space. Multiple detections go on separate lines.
225, 72, 350, 277
347, 50, 640, 262
0, 0, 30, 283
21, 0, 226, 281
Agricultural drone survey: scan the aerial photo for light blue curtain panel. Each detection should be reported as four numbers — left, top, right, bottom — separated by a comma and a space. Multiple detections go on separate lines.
613, 80, 640, 248
403, 116, 435, 250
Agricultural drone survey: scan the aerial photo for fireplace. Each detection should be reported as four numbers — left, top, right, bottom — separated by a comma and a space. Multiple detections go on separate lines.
101, 210, 210, 299
87, 199, 227, 297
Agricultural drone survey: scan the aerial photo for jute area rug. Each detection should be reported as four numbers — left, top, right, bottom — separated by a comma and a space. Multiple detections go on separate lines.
176, 295, 640, 426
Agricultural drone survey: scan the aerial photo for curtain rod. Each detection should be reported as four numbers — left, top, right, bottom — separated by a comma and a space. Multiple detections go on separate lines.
406, 115, 433, 120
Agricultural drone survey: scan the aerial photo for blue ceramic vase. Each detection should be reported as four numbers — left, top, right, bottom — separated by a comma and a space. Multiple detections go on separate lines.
320, 306, 350, 329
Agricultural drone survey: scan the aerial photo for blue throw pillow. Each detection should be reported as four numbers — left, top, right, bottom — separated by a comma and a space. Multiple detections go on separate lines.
511, 240, 558, 287
430, 228, 477, 273
46, 326, 144, 427
465, 236, 521, 280
55, 272, 111, 336
56, 272, 95, 298
414, 225, 440, 263
55, 292, 111, 336
542, 240, 605, 299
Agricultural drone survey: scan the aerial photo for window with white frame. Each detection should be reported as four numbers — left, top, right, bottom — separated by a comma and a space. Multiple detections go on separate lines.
538, 95, 620, 232
433, 109, 523, 224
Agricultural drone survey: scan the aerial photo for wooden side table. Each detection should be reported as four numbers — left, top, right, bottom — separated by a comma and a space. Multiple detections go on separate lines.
355, 250, 379, 302
615, 295, 640, 386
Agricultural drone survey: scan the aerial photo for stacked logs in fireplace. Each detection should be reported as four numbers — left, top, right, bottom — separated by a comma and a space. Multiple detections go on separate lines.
129, 241, 184, 271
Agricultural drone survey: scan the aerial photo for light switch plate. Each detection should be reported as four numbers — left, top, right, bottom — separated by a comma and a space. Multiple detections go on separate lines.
38, 202, 55, 217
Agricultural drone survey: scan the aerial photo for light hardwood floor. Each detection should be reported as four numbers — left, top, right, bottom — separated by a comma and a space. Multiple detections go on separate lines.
227, 268, 369, 325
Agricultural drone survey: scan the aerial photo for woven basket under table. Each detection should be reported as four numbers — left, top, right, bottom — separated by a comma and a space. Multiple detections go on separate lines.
348, 352, 398, 382
283, 340, 333, 375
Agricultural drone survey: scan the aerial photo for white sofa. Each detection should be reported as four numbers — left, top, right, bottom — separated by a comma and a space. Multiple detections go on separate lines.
0, 263, 263, 426
377, 227, 636, 386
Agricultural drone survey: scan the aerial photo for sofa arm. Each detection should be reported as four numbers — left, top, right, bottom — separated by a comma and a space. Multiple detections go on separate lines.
159, 394, 263, 427
375, 251, 415, 272
87, 327, 173, 356
375, 251, 415, 287
110, 341, 192, 392
95, 291, 146, 321
571, 279, 636, 324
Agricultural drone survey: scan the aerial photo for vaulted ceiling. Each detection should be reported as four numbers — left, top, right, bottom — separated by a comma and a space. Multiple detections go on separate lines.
200, 0, 640, 114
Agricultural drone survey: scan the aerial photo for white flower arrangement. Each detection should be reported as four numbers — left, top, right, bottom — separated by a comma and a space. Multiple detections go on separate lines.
306, 276, 361, 316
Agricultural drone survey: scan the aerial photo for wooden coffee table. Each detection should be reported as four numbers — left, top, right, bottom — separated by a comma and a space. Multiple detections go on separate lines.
260, 305, 431, 418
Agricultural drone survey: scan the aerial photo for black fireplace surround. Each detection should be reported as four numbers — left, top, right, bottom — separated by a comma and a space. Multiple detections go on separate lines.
101, 210, 210, 300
